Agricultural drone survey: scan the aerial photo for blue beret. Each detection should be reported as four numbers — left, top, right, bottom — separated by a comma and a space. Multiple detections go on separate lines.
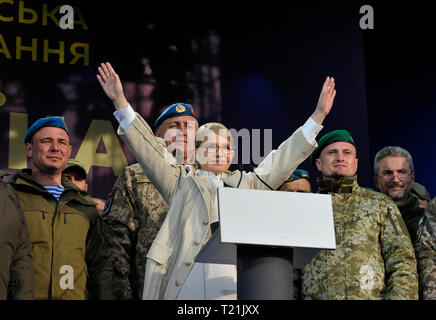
24, 116, 69, 143
154, 103, 198, 129
292, 169, 310, 181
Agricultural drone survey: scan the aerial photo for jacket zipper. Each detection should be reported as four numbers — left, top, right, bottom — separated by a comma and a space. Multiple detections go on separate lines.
48, 200, 59, 299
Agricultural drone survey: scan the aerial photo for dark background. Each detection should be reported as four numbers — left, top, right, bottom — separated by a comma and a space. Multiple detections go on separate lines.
1, 0, 435, 198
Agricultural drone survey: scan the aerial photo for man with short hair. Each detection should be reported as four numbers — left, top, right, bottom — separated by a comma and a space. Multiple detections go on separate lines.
303, 130, 418, 299
102, 102, 198, 299
9, 117, 118, 300
373, 146, 436, 299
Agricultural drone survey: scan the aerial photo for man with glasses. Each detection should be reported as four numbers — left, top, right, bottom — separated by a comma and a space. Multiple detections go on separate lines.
374, 146, 436, 299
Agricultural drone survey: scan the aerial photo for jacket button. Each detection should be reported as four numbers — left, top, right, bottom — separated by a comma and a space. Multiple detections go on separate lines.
185, 262, 192, 267
202, 220, 208, 225
193, 240, 201, 246
175, 280, 181, 287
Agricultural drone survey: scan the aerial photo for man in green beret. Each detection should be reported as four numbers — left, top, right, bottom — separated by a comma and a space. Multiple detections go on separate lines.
302, 129, 418, 300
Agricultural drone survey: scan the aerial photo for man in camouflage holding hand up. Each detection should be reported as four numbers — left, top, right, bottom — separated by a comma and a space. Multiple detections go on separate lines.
102, 103, 198, 300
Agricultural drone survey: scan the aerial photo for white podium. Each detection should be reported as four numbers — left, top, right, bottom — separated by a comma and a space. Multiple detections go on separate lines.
195, 187, 336, 299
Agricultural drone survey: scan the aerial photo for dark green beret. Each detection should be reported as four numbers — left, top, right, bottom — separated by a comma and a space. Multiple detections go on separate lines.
310, 129, 355, 165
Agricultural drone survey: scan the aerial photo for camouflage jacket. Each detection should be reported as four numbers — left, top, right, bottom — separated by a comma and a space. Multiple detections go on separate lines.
302, 175, 418, 300
414, 197, 436, 300
102, 163, 168, 300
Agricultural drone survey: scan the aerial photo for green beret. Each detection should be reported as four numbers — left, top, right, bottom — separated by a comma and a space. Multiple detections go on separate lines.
310, 129, 355, 165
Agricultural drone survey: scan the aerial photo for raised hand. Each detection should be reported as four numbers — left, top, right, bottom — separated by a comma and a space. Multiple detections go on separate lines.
96, 62, 129, 110
311, 76, 336, 125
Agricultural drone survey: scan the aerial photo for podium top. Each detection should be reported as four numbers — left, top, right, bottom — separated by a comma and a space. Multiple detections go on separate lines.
217, 187, 336, 249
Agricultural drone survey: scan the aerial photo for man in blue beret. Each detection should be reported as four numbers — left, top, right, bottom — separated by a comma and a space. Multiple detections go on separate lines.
301, 129, 418, 300
9, 116, 119, 299
154, 102, 198, 164
279, 168, 311, 193
102, 102, 199, 299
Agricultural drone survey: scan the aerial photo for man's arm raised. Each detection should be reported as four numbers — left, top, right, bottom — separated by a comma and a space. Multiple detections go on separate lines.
97, 62, 129, 111
310, 76, 336, 126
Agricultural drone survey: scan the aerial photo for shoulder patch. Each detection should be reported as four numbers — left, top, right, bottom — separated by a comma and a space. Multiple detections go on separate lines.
102, 198, 112, 217
137, 176, 150, 183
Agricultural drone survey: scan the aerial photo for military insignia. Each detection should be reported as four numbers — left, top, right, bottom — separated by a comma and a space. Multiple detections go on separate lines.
188, 105, 196, 116
175, 104, 186, 113
102, 198, 112, 217
419, 216, 424, 225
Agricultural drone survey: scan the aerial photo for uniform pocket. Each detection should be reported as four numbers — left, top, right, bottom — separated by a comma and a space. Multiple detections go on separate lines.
146, 241, 173, 265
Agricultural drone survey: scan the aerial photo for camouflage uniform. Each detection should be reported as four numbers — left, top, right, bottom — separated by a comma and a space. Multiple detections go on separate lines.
302, 175, 418, 300
396, 193, 436, 299
102, 163, 168, 300
415, 197, 436, 299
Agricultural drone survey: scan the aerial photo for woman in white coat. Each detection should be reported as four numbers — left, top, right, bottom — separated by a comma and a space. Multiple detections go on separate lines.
97, 62, 336, 299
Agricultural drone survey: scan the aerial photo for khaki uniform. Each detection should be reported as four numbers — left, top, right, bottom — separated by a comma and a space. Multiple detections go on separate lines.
9, 169, 119, 300
302, 176, 418, 300
103, 163, 168, 300
0, 179, 34, 299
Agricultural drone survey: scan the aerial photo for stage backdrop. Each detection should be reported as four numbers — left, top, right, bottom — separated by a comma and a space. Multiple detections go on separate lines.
1, 1, 434, 199
0, 1, 222, 199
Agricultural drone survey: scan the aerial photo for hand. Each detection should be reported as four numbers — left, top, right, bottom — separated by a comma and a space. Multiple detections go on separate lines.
311, 76, 336, 125
96, 62, 129, 110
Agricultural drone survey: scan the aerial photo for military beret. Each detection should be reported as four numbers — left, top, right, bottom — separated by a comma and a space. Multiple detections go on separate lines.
282, 168, 310, 185
291, 169, 310, 181
154, 103, 198, 129
24, 116, 69, 143
63, 159, 87, 180
310, 129, 355, 165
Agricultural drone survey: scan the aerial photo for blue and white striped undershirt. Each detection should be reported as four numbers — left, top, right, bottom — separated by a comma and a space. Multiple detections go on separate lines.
42, 185, 64, 200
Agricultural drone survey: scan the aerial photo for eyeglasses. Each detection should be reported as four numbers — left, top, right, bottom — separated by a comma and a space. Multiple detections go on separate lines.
199, 143, 233, 154
376, 170, 413, 181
